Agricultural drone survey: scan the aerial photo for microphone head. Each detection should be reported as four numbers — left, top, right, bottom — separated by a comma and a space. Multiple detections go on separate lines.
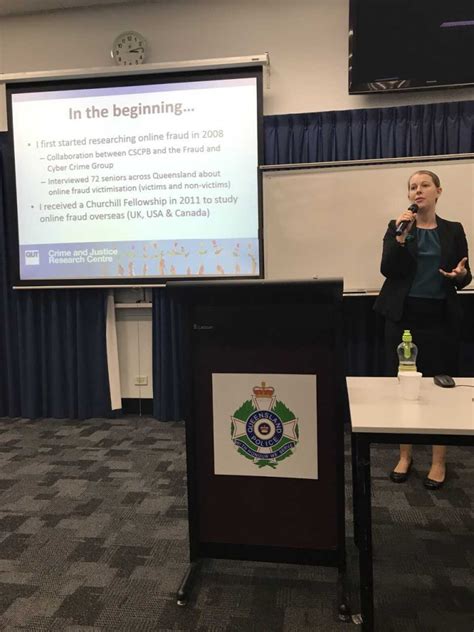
408, 203, 419, 213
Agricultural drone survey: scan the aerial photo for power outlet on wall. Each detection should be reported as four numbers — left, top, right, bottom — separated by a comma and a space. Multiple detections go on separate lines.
134, 376, 148, 386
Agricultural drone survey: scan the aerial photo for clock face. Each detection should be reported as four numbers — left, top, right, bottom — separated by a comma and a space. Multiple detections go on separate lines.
112, 31, 147, 66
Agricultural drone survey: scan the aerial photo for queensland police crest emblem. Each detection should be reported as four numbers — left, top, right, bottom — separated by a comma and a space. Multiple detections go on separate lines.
230, 382, 299, 469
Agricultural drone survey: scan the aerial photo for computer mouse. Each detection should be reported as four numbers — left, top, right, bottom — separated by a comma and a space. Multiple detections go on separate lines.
433, 375, 456, 388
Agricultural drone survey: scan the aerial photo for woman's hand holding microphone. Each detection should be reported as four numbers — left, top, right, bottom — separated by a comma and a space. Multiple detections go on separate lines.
395, 205, 418, 244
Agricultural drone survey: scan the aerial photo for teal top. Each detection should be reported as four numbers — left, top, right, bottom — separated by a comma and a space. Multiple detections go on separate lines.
408, 228, 446, 299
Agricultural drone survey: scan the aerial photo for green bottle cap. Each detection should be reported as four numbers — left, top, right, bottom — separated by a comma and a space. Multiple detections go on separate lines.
402, 329, 412, 343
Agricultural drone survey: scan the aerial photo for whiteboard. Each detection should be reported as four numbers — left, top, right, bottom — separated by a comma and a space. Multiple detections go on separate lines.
263, 158, 474, 291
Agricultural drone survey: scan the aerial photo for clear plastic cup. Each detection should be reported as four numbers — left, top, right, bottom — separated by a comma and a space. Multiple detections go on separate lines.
398, 371, 422, 400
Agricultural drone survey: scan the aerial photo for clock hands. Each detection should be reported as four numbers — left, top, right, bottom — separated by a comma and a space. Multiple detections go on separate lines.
112, 32, 147, 65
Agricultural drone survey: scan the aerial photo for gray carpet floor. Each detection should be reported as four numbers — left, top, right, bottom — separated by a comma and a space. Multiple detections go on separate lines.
0, 416, 472, 631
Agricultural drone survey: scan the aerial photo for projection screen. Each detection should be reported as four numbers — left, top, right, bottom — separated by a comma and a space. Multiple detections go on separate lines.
6, 67, 263, 287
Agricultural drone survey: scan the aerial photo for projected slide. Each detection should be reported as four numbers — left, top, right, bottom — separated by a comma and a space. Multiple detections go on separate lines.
10, 76, 260, 282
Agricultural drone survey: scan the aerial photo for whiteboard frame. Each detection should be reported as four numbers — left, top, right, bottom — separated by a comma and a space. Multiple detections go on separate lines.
260, 153, 474, 172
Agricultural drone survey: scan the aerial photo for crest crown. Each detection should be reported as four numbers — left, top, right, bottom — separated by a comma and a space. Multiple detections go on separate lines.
253, 382, 274, 398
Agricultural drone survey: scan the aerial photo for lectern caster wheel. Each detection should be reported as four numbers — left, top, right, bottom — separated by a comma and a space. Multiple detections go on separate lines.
176, 560, 200, 607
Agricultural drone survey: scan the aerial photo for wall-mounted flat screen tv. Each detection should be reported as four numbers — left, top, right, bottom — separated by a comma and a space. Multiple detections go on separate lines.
6, 67, 263, 288
349, 0, 474, 94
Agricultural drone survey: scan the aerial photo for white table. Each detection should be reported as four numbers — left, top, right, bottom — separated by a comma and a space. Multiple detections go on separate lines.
347, 377, 474, 632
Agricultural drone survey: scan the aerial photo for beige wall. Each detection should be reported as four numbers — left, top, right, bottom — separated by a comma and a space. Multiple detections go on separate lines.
116, 305, 153, 399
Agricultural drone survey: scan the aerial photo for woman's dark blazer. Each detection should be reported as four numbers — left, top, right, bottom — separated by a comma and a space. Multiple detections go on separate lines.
374, 215, 471, 324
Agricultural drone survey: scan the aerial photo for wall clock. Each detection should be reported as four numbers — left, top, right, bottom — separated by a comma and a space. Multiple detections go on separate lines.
111, 31, 147, 66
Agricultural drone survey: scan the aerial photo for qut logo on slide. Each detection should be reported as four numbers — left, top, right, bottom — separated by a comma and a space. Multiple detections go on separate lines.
25, 250, 40, 265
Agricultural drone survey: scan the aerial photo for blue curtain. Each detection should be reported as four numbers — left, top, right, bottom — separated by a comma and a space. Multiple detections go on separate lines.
0, 139, 112, 420
264, 101, 474, 164
151, 288, 184, 421
153, 100, 474, 417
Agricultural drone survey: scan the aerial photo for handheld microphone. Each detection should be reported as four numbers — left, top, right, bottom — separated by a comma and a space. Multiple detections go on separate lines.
395, 203, 419, 236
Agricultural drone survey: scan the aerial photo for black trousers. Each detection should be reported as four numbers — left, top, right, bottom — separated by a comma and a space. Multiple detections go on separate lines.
384, 297, 459, 378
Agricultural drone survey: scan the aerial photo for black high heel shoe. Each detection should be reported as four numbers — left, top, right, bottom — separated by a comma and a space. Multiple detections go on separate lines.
423, 466, 447, 490
389, 459, 413, 483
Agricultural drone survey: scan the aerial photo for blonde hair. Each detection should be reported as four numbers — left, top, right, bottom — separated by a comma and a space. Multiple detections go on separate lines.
408, 170, 441, 189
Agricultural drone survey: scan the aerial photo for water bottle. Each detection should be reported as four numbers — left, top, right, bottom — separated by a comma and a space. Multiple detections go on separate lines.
397, 329, 418, 372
